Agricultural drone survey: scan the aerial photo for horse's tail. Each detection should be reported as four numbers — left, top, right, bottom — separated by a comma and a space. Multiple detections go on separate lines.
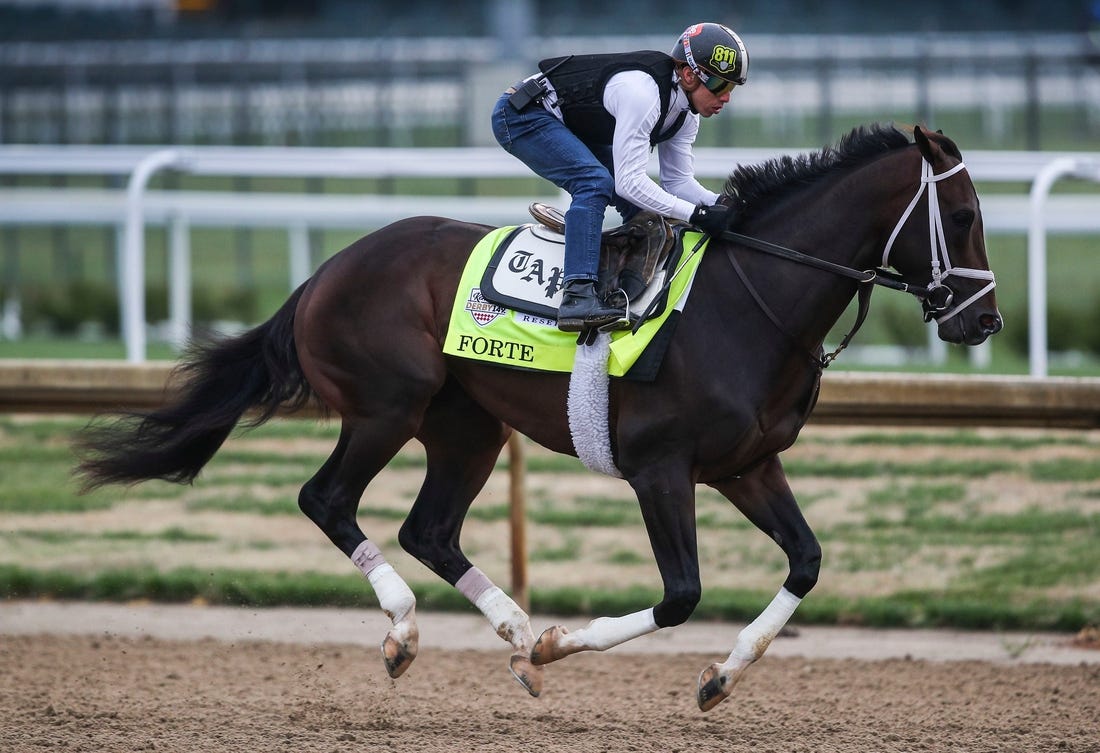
75, 283, 317, 491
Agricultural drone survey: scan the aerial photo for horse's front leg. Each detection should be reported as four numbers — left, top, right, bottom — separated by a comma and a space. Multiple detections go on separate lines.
698, 456, 821, 711
532, 465, 697, 665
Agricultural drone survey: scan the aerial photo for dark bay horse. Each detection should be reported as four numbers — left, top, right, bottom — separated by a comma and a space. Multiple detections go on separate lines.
76, 124, 1002, 711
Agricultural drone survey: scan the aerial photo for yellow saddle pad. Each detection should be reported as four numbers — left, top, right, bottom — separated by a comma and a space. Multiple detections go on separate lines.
442, 225, 709, 379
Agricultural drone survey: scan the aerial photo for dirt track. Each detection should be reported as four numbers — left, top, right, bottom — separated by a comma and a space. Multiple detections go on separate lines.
3, 603, 1099, 753
3, 420, 1100, 751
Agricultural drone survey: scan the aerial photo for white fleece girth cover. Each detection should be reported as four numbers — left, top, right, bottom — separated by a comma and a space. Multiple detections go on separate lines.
567, 332, 623, 478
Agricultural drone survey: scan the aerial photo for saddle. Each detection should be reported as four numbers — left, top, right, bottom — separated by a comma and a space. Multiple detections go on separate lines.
445, 218, 710, 379
528, 203, 677, 310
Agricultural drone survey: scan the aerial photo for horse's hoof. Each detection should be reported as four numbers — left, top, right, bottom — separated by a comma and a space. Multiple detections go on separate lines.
697, 663, 731, 712
509, 653, 544, 697
530, 625, 568, 666
381, 630, 418, 679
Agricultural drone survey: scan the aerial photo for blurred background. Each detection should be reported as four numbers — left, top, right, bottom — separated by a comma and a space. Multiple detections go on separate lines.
2, 0, 1099, 372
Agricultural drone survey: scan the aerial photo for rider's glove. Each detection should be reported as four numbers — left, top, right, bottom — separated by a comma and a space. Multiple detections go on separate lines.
690, 204, 733, 236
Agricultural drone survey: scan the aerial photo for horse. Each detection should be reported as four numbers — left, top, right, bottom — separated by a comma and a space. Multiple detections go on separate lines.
75, 123, 1002, 712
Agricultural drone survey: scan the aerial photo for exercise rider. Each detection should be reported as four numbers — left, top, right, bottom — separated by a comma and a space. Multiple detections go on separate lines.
491, 22, 748, 332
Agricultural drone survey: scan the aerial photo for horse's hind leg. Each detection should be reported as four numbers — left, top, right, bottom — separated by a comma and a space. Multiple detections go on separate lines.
399, 378, 543, 697
697, 456, 821, 711
298, 419, 421, 679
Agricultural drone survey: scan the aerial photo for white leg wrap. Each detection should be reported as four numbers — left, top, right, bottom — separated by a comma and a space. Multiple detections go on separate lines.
726, 587, 801, 666
697, 588, 803, 711
352, 540, 415, 624
366, 563, 416, 624
457, 567, 534, 652
565, 608, 659, 653
476, 587, 537, 653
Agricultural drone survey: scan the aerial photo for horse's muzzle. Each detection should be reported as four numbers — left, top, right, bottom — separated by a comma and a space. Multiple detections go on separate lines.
939, 307, 1002, 345
979, 312, 1003, 337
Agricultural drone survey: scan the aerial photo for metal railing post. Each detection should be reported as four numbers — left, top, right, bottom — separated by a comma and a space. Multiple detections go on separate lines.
1026, 157, 1100, 377
123, 149, 184, 362
168, 214, 192, 351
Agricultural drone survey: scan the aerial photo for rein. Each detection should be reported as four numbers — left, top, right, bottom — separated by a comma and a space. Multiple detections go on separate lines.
719, 227, 932, 369
720, 230, 927, 296
716, 155, 996, 367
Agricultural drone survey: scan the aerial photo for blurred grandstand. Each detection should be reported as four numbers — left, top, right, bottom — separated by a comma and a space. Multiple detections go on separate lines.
0, 1, 1098, 150
0, 0, 1093, 39
2, 0, 1099, 373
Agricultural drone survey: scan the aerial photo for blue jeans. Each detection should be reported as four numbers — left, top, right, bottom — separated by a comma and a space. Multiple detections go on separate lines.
491, 93, 638, 284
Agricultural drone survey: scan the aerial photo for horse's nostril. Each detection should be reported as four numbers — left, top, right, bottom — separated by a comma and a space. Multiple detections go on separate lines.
980, 313, 1002, 334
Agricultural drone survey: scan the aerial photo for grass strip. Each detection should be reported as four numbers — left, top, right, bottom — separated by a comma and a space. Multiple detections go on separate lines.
782, 458, 1015, 478
827, 430, 1096, 449
1, 527, 218, 544
2, 565, 1095, 633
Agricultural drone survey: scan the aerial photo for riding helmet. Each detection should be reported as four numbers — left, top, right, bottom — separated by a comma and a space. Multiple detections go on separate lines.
671, 22, 749, 86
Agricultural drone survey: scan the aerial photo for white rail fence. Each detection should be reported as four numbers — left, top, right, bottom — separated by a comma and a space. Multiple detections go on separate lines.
1, 144, 1098, 374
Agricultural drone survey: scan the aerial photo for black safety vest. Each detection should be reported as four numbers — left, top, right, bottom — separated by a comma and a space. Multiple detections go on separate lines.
537, 50, 689, 148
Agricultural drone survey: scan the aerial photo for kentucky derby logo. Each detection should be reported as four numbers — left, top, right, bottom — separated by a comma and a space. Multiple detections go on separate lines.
465, 287, 506, 327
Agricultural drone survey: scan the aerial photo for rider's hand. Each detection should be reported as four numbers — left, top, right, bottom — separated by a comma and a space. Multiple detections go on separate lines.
690, 204, 732, 236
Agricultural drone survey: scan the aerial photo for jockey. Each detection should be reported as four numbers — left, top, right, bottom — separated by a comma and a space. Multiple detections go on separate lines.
491, 22, 748, 332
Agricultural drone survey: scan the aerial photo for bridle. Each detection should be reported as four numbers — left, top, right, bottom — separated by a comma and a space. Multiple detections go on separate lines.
711, 151, 997, 366
879, 158, 997, 324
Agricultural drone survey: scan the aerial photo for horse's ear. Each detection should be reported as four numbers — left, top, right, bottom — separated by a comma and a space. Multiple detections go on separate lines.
913, 125, 937, 163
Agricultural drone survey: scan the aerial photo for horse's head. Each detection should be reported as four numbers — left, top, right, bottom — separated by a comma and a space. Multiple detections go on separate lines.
880, 126, 1003, 345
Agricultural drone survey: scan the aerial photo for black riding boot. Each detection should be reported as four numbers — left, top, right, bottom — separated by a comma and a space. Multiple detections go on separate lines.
556, 280, 625, 333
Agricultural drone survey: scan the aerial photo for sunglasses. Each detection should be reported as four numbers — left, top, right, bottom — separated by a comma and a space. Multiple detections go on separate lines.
699, 70, 737, 96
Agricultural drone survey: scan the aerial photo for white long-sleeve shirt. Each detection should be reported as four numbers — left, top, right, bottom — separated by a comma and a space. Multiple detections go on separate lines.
539, 68, 719, 222
602, 70, 719, 222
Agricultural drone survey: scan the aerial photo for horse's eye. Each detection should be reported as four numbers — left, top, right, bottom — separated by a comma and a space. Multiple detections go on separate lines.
952, 209, 975, 228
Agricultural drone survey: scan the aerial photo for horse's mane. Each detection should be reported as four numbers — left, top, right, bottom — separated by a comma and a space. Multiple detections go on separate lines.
723, 122, 919, 214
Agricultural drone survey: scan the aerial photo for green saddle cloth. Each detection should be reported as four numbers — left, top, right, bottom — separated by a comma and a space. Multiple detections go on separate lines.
442, 225, 709, 378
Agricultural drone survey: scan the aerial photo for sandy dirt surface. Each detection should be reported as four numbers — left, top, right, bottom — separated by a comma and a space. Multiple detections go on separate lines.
3, 602, 1100, 753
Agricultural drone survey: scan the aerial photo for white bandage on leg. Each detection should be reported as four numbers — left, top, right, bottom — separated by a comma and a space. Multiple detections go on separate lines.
728, 587, 801, 664
457, 567, 534, 652
697, 588, 802, 711
351, 540, 415, 623
571, 608, 659, 651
